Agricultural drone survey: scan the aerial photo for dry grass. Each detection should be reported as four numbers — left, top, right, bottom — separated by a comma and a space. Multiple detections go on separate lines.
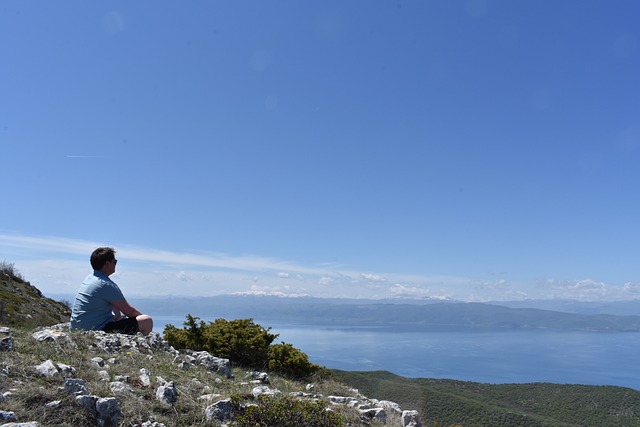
0, 326, 390, 426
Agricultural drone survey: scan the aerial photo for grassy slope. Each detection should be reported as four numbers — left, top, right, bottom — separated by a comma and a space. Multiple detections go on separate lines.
4, 265, 640, 426
332, 370, 640, 427
0, 268, 71, 328
1, 326, 379, 427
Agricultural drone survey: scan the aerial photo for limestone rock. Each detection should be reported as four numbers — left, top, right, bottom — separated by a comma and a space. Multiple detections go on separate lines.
402, 409, 423, 427
378, 399, 403, 414
31, 324, 76, 348
191, 350, 232, 378
95, 397, 123, 427
251, 385, 280, 398
56, 363, 76, 377
328, 395, 358, 405
110, 381, 133, 394
35, 360, 58, 377
0, 336, 13, 351
3, 422, 41, 427
0, 411, 18, 423
139, 368, 152, 387
90, 330, 170, 354
250, 371, 270, 384
63, 378, 89, 396
75, 395, 99, 417
91, 357, 106, 368
204, 398, 234, 422
359, 407, 387, 423
156, 381, 178, 405
75, 395, 122, 427
32, 329, 65, 342
198, 393, 222, 403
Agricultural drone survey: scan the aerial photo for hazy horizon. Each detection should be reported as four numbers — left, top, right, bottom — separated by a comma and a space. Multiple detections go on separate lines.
3, 232, 640, 303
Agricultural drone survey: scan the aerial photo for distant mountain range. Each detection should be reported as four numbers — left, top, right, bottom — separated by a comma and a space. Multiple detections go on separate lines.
109, 294, 640, 332
45, 292, 640, 332
490, 298, 640, 316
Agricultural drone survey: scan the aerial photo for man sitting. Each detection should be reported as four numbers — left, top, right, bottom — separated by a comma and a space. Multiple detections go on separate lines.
70, 247, 153, 335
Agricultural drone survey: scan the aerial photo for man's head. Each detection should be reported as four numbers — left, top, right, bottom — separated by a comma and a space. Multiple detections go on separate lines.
90, 247, 117, 275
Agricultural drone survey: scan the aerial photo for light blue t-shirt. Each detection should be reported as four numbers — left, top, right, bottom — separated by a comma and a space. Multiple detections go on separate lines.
70, 271, 126, 331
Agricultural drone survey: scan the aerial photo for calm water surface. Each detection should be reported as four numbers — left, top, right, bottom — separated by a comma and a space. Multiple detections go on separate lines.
155, 316, 640, 390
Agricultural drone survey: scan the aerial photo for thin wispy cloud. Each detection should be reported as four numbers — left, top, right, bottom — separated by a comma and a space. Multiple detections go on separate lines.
0, 234, 100, 255
0, 234, 329, 275
2, 233, 636, 301
0, 233, 473, 298
66, 155, 104, 158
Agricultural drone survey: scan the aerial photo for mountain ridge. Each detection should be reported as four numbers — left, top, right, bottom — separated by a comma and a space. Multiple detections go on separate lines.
118, 294, 640, 332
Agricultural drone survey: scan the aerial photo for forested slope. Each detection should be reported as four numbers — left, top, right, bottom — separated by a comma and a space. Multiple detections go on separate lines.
333, 370, 640, 427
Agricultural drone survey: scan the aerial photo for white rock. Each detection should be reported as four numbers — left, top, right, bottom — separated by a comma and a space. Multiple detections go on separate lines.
35, 360, 58, 377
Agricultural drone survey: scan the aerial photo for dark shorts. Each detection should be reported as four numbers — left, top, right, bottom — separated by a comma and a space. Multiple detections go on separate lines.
102, 317, 139, 335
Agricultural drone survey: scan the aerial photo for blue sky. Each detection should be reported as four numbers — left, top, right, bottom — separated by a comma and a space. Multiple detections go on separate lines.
1, 1, 639, 302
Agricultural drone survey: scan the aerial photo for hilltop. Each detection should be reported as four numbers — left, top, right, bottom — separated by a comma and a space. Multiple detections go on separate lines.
0, 262, 70, 327
0, 263, 414, 426
2, 263, 640, 426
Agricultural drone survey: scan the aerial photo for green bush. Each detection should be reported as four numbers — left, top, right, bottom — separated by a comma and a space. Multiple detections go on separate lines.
0, 260, 24, 280
163, 314, 207, 350
164, 316, 324, 379
230, 395, 346, 427
164, 316, 279, 369
268, 342, 323, 379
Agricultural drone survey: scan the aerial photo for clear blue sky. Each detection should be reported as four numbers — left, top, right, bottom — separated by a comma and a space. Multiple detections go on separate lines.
1, 1, 639, 302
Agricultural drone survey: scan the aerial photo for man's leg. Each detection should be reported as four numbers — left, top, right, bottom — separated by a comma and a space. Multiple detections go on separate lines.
103, 317, 139, 335
136, 314, 153, 336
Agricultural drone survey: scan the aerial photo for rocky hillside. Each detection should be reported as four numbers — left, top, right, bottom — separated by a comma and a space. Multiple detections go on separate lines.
0, 263, 420, 426
0, 325, 419, 426
0, 263, 71, 327
334, 371, 640, 427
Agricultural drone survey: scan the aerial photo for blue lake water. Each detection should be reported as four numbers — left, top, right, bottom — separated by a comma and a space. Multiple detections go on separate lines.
154, 316, 640, 390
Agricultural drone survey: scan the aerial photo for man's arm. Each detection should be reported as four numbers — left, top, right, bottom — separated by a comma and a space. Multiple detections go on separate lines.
112, 299, 142, 318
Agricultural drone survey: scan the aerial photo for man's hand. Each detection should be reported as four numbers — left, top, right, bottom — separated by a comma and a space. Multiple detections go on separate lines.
112, 299, 142, 318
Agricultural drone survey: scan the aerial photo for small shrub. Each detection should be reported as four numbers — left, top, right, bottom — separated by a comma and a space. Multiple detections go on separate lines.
164, 315, 325, 380
163, 314, 207, 349
164, 316, 279, 369
0, 260, 23, 280
231, 395, 346, 427
268, 342, 323, 379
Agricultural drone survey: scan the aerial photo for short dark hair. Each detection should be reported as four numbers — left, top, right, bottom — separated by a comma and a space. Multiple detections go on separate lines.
90, 247, 116, 270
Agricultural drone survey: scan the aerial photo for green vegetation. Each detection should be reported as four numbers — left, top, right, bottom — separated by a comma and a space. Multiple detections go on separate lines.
231, 394, 346, 427
268, 342, 321, 379
0, 261, 24, 281
0, 262, 70, 328
332, 370, 640, 427
1, 326, 370, 426
164, 315, 323, 379
164, 315, 276, 367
